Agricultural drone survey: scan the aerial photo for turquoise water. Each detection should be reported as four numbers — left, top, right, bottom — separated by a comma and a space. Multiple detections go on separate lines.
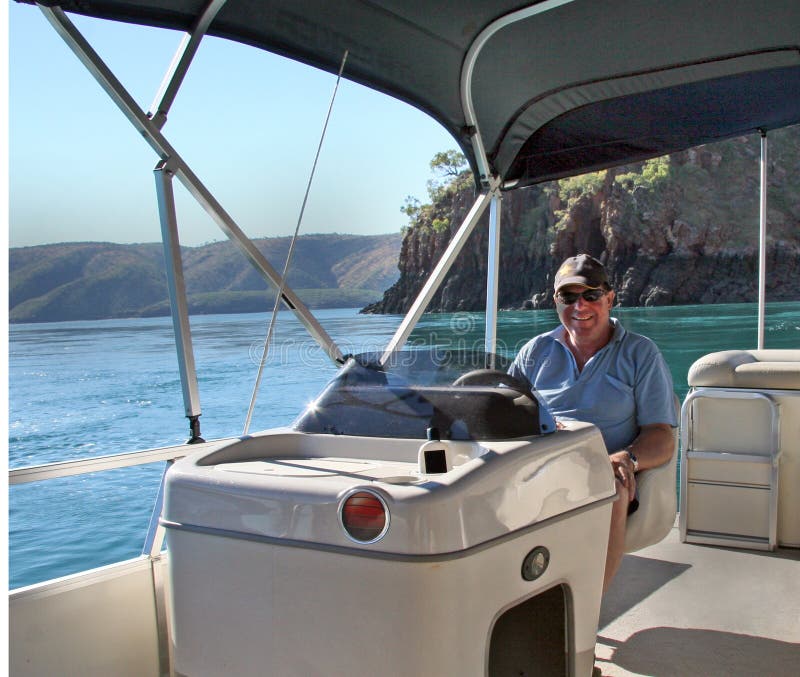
8, 303, 799, 588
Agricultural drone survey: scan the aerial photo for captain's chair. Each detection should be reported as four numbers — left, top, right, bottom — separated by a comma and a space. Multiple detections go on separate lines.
624, 394, 680, 553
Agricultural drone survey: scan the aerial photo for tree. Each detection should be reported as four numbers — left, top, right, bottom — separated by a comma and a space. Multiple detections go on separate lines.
400, 150, 472, 231
427, 150, 471, 203
429, 150, 467, 178
400, 195, 421, 220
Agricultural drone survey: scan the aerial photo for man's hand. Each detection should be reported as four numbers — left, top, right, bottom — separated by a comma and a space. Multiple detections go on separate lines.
609, 450, 637, 502
609, 423, 674, 502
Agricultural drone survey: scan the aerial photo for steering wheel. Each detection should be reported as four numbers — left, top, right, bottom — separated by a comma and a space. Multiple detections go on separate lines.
452, 369, 534, 398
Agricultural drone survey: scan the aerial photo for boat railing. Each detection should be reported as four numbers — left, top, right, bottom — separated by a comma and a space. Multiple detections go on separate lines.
8, 438, 235, 558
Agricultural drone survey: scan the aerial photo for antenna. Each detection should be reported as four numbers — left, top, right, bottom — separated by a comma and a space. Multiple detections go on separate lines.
243, 50, 350, 435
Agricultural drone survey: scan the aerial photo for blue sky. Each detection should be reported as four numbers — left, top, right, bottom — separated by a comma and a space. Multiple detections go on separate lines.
8, 2, 457, 247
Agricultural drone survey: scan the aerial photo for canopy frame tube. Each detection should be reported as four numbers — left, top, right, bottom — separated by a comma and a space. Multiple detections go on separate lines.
38, 4, 344, 369
381, 183, 498, 364
485, 192, 502, 363
758, 130, 768, 350
384, 1, 577, 361
154, 161, 204, 441
460, 0, 576, 188
147, 0, 229, 130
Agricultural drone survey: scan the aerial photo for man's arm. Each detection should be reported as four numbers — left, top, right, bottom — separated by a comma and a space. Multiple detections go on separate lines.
622, 423, 675, 471
609, 422, 674, 499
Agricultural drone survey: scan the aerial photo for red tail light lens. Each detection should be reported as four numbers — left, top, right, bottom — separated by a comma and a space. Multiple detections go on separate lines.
340, 490, 389, 543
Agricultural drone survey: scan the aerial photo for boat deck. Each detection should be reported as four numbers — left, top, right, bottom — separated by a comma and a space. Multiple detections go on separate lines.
596, 523, 800, 676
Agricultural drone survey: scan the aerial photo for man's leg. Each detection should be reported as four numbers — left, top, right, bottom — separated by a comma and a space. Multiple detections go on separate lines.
603, 479, 629, 593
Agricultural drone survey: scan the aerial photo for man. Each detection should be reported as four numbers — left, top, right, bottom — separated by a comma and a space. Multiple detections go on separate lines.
509, 254, 676, 592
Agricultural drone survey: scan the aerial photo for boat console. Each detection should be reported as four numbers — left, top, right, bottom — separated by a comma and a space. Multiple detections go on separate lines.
163, 350, 615, 676
293, 351, 555, 440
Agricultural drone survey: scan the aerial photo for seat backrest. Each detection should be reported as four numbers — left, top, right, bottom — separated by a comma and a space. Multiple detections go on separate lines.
687, 349, 800, 390
684, 349, 800, 547
624, 394, 679, 553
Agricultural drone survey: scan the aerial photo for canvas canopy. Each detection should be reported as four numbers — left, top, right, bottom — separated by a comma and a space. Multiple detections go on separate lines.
26, 0, 800, 187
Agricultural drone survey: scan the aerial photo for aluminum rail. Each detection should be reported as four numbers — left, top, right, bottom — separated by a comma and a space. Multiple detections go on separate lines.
143, 463, 171, 559
679, 388, 780, 550
8, 439, 221, 673
155, 161, 203, 435
758, 130, 768, 350
8, 438, 237, 568
147, 0, 229, 130
380, 184, 496, 364
426, 0, 574, 357
8, 439, 233, 485
39, 4, 344, 367
485, 192, 502, 364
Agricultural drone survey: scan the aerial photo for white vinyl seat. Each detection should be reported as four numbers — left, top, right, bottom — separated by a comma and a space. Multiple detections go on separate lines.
687, 349, 800, 390
680, 350, 800, 550
624, 394, 680, 553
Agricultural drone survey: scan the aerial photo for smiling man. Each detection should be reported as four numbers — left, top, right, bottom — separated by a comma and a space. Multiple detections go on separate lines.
509, 254, 677, 592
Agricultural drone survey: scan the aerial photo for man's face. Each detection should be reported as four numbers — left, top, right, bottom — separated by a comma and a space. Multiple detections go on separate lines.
554, 284, 615, 342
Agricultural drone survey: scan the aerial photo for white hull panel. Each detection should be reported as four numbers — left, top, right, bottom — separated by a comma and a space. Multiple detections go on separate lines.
9, 556, 165, 677
167, 503, 611, 677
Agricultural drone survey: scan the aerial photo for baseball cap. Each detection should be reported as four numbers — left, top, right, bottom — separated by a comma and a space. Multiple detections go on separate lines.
553, 254, 609, 291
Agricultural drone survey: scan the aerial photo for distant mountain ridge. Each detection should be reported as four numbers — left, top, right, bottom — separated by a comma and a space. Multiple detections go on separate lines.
9, 233, 401, 323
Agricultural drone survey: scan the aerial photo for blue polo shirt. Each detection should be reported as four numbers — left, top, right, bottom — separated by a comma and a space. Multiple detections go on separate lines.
509, 318, 676, 451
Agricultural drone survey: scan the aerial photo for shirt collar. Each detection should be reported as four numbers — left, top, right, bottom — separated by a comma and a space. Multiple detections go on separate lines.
610, 317, 626, 342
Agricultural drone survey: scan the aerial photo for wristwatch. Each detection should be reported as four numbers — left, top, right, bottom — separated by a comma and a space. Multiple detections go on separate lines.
626, 449, 639, 472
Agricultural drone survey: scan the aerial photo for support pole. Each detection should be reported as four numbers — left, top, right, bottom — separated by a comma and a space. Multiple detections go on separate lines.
381, 185, 497, 364
154, 161, 204, 443
758, 130, 768, 350
485, 192, 502, 366
147, 0, 229, 129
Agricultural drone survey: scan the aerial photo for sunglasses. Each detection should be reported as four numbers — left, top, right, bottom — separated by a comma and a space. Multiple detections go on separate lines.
555, 288, 607, 305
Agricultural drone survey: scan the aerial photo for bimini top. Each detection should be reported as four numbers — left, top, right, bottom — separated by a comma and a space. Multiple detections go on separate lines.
26, 0, 800, 188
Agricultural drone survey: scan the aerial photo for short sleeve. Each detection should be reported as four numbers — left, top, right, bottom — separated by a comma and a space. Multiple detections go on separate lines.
634, 341, 678, 428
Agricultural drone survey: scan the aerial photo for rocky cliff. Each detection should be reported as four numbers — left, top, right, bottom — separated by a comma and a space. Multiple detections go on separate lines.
364, 126, 800, 313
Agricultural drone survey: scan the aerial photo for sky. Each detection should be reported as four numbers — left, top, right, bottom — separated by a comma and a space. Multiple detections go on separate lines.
7, 2, 457, 248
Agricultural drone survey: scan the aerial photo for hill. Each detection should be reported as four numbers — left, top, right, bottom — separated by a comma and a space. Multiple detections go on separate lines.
9, 233, 401, 323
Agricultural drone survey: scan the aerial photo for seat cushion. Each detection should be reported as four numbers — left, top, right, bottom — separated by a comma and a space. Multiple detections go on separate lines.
688, 350, 800, 390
